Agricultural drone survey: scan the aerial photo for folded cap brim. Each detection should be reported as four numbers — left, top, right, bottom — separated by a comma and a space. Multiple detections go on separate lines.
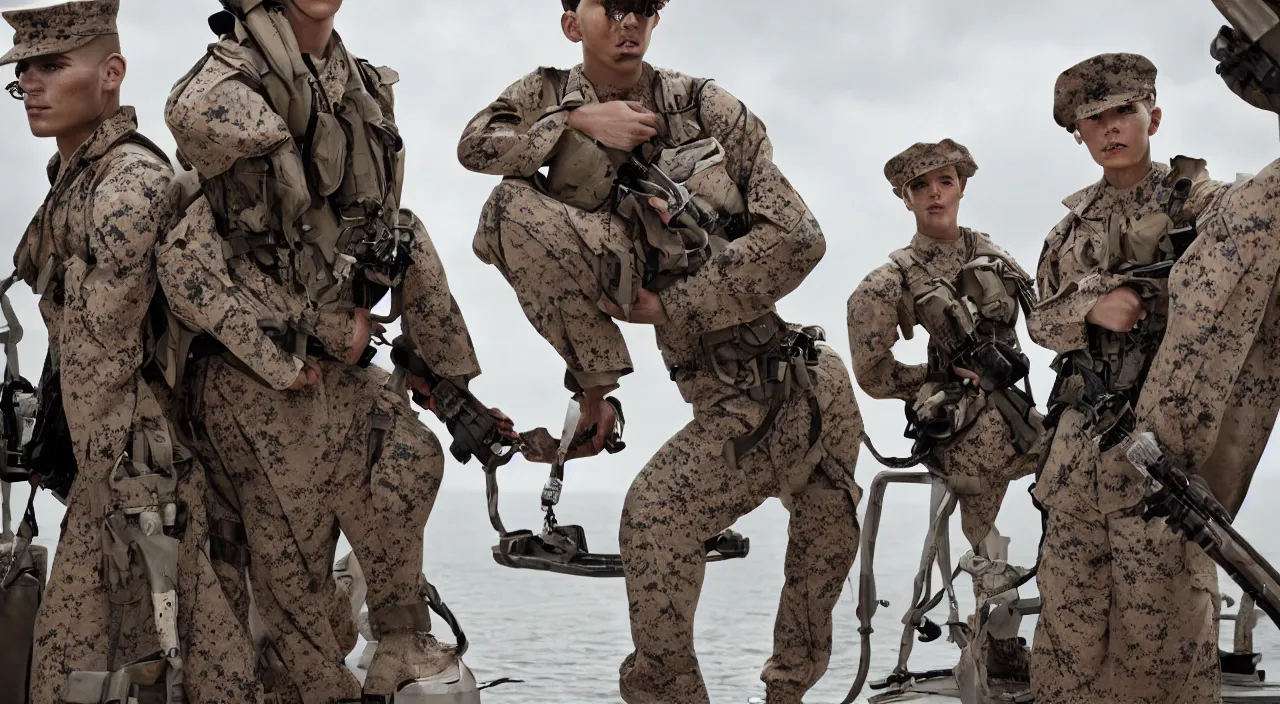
1070, 89, 1152, 130
0, 33, 99, 66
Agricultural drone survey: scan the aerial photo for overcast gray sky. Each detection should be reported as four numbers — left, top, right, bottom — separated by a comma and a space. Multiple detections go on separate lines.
2, 0, 1277, 533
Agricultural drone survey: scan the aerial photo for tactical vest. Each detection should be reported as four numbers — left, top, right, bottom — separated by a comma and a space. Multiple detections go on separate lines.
889, 230, 1042, 454
532, 66, 750, 311
21, 136, 171, 311
170, 2, 408, 316
1045, 158, 1206, 448
533, 66, 817, 468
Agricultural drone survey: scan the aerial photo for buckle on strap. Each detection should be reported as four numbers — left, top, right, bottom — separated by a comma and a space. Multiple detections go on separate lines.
64, 656, 167, 704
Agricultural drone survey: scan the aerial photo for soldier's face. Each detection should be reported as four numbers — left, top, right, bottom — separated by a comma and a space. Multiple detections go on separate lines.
285, 0, 343, 23
564, 0, 660, 68
14, 49, 119, 139
904, 166, 966, 234
1077, 102, 1162, 171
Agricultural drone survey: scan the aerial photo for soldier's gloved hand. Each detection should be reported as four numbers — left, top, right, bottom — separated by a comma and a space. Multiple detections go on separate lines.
1212, 25, 1280, 114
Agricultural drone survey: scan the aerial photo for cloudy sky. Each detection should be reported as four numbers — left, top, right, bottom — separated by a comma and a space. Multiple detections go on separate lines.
2, 0, 1278, 539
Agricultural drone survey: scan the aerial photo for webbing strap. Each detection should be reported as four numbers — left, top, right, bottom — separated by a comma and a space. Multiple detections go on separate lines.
64, 655, 168, 704
0, 272, 23, 383
1, 482, 9, 542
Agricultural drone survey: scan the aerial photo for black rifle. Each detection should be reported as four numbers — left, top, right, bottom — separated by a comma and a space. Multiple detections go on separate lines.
387, 338, 515, 467
1125, 432, 1280, 629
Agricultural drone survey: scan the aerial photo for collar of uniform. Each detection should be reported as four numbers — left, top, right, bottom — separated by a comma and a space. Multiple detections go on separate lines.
908, 227, 970, 257
1101, 161, 1170, 213
46, 105, 138, 187
564, 62, 655, 105
313, 32, 350, 108
1061, 179, 1104, 213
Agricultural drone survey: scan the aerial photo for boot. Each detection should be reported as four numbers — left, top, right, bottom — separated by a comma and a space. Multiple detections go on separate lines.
362, 631, 455, 696
764, 683, 804, 704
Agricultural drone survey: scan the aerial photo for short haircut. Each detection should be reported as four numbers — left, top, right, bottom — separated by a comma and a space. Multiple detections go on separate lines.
562, 0, 580, 10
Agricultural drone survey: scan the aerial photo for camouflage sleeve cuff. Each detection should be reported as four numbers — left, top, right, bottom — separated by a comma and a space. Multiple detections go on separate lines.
307, 308, 357, 362
1029, 272, 1116, 351
656, 281, 700, 336
263, 355, 306, 391
564, 368, 629, 394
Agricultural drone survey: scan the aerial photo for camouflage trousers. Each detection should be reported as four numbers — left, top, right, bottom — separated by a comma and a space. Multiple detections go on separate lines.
932, 402, 1038, 549
192, 356, 444, 704
1031, 412, 1221, 704
618, 349, 863, 704
30, 441, 262, 704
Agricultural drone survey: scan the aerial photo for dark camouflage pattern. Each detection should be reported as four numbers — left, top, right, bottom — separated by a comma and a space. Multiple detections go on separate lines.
162, 31, 478, 700
1033, 506, 1220, 703
848, 230, 1037, 548
461, 63, 859, 703
618, 349, 861, 704
1027, 162, 1227, 703
1137, 159, 1280, 517
882, 139, 978, 198
194, 357, 445, 702
11, 108, 261, 703
1052, 52, 1158, 131
0, 0, 118, 67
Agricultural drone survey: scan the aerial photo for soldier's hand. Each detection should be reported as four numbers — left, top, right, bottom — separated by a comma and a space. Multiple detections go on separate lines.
486, 406, 520, 441
600, 287, 669, 325
1086, 286, 1143, 332
405, 372, 437, 413
952, 365, 981, 386
566, 101, 660, 151
347, 308, 385, 365
289, 358, 322, 391
575, 385, 620, 456
1212, 25, 1280, 114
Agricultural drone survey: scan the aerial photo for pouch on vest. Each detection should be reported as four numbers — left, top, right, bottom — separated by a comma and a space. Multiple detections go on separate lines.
913, 280, 978, 356
545, 130, 619, 211
956, 256, 1022, 326
309, 111, 347, 199
99, 396, 190, 693
699, 313, 788, 400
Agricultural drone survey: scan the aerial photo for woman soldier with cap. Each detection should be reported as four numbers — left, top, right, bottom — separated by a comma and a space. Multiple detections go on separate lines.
1025, 45, 1280, 701
849, 139, 1042, 683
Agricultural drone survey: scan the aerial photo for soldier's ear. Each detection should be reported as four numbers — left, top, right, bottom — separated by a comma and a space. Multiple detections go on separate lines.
959, 176, 968, 194
102, 53, 126, 93
562, 11, 584, 43
1148, 106, 1162, 137
1073, 129, 1083, 145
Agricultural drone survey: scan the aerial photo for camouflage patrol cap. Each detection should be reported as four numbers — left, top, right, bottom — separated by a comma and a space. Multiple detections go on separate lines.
1, 0, 118, 67
1053, 53, 1157, 132
884, 139, 978, 198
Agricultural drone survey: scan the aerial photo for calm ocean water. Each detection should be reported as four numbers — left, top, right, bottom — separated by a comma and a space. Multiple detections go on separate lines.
21, 472, 1279, 703
397, 474, 1280, 703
